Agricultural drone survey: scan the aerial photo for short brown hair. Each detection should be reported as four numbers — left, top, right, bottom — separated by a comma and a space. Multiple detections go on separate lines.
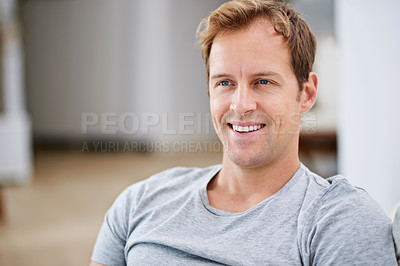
197, 0, 316, 90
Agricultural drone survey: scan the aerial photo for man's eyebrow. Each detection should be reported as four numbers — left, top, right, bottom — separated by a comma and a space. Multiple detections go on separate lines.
252, 71, 283, 79
209, 74, 233, 80
210, 72, 284, 80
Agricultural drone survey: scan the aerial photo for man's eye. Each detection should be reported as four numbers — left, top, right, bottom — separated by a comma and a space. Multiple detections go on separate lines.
219, 80, 230, 86
258, 79, 270, 85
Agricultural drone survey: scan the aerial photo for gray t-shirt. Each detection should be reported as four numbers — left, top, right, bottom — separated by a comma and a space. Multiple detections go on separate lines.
91, 164, 397, 265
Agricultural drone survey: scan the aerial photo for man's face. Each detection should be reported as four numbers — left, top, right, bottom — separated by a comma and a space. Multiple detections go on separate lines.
209, 18, 312, 169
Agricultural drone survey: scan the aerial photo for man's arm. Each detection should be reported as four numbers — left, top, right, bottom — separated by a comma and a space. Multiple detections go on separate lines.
301, 189, 397, 265
90, 186, 134, 265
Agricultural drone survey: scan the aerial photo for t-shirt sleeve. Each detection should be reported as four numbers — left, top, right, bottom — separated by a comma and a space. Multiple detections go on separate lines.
392, 205, 400, 264
301, 186, 397, 265
91, 187, 134, 266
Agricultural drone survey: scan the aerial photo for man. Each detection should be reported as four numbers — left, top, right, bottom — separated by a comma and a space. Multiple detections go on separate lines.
90, 0, 397, 265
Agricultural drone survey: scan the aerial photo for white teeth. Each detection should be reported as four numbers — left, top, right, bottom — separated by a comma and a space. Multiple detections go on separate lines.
232, 124, 263, 133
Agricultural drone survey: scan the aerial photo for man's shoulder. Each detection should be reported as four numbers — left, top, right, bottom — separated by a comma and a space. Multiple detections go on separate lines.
148, 164, 221, 181
119, 164, 221, 202
143, 164, 221, 188
298, 168, 396, 264
316, 173, 386, 218
299, 167, 390, 233
303, 168, 387, 219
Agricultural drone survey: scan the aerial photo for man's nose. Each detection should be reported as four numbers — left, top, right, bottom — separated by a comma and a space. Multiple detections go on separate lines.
229, 84, 257, 115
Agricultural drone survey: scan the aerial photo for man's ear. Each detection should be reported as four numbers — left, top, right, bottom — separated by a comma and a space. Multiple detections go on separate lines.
300, 72, 318, 114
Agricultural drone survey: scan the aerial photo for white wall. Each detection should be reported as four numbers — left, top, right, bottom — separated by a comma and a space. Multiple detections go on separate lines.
0, 0, 31, 184
24, 0, 223, 143
336, 0, 400, 214
24, 0, 122, 139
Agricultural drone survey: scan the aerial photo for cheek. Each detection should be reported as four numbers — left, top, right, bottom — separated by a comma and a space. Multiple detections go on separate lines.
210, 96, 229, 121
265, 98, 300, 128
263, 97, 286, 118
267, 93, 300, 114
209, 100, 221, 133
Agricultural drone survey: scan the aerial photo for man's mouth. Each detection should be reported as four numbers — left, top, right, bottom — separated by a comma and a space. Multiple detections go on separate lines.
228, 123, 266, 133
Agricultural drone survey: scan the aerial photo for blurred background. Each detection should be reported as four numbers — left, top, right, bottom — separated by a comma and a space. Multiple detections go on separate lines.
0, 0, 399, 265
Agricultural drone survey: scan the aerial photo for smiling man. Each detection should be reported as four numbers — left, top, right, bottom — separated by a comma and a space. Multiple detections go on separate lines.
90, 1, 397, 265
205, 16, 318, 213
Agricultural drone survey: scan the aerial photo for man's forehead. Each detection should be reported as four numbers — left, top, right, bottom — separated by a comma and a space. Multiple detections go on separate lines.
209, 23, 290, 70
210, 19, 288, 57
212, 17, 285, 46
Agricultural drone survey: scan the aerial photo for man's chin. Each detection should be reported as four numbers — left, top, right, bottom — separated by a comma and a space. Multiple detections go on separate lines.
225, 150, 271, 169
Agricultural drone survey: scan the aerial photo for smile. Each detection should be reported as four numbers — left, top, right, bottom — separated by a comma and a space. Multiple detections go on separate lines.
229, 123, 266, 133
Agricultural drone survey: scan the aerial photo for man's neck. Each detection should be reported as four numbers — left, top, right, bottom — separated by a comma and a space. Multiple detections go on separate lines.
207, 154, 300, 213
